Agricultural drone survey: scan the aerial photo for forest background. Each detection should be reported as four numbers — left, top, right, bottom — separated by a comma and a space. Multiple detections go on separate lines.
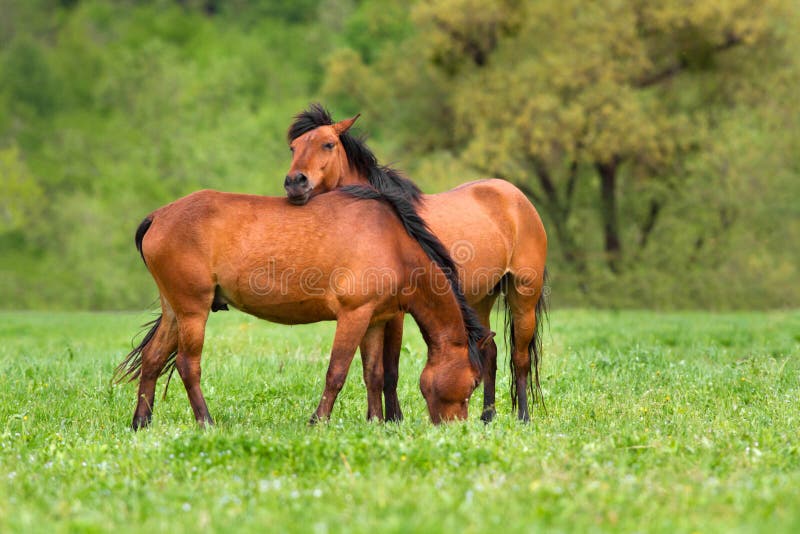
1, 0, 798, 310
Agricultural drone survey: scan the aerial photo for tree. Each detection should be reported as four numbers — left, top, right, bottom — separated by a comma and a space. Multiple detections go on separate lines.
323, 0, 792, 288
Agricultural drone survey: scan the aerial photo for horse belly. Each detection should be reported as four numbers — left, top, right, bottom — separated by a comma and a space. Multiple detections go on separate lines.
231, 294, 338, 325
215, 264, 339, 324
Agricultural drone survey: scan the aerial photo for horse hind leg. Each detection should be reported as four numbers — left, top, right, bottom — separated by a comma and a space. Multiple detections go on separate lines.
505, 272, 545, 422
360, 323, 386, 422
131, 307, 179, 430
126, 306, 179, 430
174, 309, 214, 427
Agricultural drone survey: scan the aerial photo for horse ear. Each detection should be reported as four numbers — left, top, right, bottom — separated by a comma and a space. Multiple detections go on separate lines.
333, 114, 360, 136
478, 331, 496, 350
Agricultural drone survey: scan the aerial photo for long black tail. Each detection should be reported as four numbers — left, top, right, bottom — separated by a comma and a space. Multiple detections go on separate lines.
113, 312, 179, 397
505, 267, 549, 413
339, 185, 489, 373
134, 215, 152, 266
113, 216, 179, 390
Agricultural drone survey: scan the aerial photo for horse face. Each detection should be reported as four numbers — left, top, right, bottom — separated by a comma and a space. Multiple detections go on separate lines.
420, 358, 480, 423
285, 116, 359, 205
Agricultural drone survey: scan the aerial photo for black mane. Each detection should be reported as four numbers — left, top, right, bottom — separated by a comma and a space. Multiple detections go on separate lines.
288, 103, 422, 202
340, 185, 488, 373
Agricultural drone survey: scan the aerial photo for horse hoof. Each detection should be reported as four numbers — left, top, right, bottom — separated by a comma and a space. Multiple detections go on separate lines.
385, 405, 404, 422
131, 415, 151, 431
197, 416, 215, 429
480, 409, 496, 424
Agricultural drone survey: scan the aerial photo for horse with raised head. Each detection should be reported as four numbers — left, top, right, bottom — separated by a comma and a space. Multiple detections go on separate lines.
284, 104, 548, 422
115, 186, 492, 428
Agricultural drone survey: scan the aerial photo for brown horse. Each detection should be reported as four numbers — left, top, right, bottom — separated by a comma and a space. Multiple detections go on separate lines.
284, 104, 548, 422
115, 187, 492, 428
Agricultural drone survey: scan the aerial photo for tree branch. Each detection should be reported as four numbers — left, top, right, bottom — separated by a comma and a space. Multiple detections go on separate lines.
564, 159, 579, 218
635, 32, 745, 88
638, 199, 663, 250
526, 155, 560, 204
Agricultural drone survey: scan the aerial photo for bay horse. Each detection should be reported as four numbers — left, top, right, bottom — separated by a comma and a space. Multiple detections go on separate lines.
115, 186, 492, 428
284, 104, 548, 422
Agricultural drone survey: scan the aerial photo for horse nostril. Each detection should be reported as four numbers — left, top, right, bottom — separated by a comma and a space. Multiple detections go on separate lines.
284, 175, 293, 187
296, 173, 308, 186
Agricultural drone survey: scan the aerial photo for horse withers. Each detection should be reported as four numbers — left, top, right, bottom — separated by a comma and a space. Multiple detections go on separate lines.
116, 186, 491, 428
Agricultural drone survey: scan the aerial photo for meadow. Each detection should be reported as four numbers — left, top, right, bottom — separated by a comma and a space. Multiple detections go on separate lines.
0, 309, 798, 532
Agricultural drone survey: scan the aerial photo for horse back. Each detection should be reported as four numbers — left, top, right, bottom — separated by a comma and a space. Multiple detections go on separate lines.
419, 179, 547, 298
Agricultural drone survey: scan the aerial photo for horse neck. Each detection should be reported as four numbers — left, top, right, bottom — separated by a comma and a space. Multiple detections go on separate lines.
337, 151, 370, 188
406, 272, 470, 363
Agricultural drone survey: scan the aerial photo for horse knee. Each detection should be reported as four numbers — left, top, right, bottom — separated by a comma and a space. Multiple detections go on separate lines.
326, 370, 348, 393
483, 339, 498, 368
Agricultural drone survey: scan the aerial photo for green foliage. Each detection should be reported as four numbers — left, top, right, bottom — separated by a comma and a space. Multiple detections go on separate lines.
340, 0, 413, 63
322, 0, 800, 309
1, 310, 799, 531
0, 1, 331, 309
0, 36, 58, 118
0, 0, 798, 309
0, 144, 42, 233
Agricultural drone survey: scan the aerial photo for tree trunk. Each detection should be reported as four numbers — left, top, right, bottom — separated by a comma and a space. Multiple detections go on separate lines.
596, 159, 622, 272
516, 159, 589, 277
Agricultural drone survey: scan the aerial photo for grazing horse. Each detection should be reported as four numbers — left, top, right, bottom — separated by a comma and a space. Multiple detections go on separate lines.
115, 187, 492, 428
284, 104, 548, 422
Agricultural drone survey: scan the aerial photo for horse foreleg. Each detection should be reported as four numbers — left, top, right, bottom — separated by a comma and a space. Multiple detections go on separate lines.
175, 311, 214, 427
480, 337, 499, 423
360, 324, 385, 422
471, 296, 498, 423
311, 307, 373, 424
382, 313, 404, 422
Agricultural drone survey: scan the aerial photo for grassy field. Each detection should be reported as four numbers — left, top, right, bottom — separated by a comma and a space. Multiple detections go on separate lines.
0, 309, 798, 533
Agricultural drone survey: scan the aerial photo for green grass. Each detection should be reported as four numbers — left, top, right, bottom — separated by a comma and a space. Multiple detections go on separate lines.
0, 310, 798, 533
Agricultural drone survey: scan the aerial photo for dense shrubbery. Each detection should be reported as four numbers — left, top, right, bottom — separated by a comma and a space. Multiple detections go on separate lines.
1, 0, 798, 309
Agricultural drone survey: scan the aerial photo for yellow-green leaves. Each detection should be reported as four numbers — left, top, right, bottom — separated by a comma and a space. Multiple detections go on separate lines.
0, 143, 42, 233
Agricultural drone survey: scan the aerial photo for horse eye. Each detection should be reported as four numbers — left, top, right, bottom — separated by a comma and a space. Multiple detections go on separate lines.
323, 142, 335, 150
289, 146, 295, 153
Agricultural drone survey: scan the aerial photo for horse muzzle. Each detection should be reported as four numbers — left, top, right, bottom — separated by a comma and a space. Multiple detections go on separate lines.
285, 172, 312, 205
